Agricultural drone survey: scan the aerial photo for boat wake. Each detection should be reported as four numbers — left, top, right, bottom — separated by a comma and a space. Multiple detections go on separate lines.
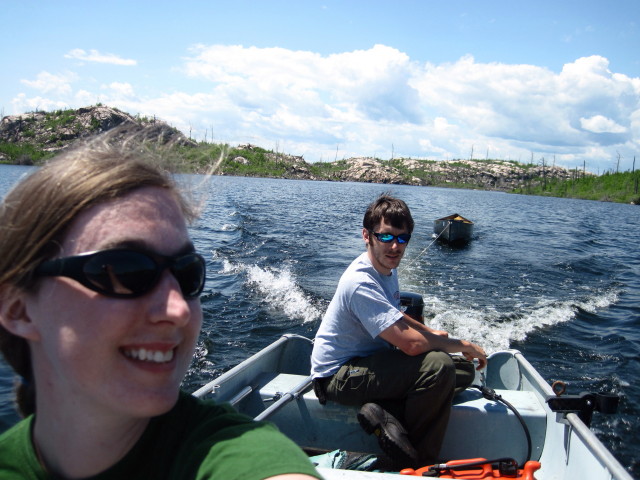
221, 259, 322, 323
423, 287, 621, 354
215, 253, 620, 354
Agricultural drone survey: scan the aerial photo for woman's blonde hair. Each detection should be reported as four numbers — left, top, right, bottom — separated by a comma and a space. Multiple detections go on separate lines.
0, 126, 196, 416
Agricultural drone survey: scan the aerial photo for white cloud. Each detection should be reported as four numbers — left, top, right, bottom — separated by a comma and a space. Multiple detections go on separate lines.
10, 93, 69, 114
75, 90, 99, 107
20, 71, 77, 95
182, 44, 421, 124
413, 55, 638, 151
177, 46, 640, 168
580, 115, 627, 134
64, 49, 137, 66
9, 46, 640, 173
103, 82, 135, 98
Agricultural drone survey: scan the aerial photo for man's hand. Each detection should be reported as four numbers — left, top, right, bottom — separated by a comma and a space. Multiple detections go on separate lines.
459, 340, 487, 370
380, 316, 487, 369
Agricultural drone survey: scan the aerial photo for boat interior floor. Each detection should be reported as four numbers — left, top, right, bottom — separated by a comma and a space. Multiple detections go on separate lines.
259, 372, 545, 467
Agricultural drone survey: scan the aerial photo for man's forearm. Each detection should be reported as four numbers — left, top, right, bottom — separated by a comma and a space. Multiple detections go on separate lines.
403, 313, 448, 337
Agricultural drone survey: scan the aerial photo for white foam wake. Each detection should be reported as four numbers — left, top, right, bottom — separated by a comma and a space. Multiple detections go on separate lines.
222, 259, 322, 323
423, 288, 620, 354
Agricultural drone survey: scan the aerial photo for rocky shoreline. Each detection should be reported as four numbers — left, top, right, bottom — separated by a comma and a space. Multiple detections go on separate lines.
1, 105, 580, 191
228, 144, 578, 191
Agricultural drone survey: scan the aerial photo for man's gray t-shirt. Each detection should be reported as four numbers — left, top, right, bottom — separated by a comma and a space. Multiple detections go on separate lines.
311, 252, 404, 379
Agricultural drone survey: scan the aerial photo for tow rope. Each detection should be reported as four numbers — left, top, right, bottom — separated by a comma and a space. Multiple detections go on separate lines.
399, 223, 450, 274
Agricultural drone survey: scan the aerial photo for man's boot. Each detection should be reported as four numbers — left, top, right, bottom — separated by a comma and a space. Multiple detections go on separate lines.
357, 402, 420, 469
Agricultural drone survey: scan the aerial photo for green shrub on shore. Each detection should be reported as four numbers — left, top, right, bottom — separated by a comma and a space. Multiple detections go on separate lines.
514, 170, 640, 204
0, 143, 52, 165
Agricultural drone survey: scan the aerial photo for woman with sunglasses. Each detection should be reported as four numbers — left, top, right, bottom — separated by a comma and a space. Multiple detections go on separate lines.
310, 194, 486, 470
0, 130, 319, 480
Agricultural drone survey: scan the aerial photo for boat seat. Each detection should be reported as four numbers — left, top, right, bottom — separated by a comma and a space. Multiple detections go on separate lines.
258, 373, 546, 463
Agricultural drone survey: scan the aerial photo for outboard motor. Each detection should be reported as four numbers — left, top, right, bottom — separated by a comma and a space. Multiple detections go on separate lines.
400, 291, 425, 323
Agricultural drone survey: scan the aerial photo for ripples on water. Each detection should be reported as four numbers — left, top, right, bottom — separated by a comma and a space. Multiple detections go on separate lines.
1, 168, 638, 477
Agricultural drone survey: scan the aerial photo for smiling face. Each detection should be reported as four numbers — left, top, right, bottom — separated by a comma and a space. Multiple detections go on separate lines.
363, 218, 410, 275
23, 186, 203, 420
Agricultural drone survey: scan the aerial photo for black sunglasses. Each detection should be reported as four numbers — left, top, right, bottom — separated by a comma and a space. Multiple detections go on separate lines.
370, 231, 411, 244
35, 248, 206, 299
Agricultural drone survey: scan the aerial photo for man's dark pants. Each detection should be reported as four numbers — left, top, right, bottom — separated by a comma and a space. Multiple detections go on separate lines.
322, 349, 475, 464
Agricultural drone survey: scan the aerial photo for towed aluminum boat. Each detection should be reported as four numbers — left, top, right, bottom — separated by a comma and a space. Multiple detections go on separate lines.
193, 334, 631, 480
434, 214, 474, 245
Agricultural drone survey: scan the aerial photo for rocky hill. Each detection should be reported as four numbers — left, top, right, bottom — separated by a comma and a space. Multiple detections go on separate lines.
0, 105, 582, 191
227, 152, 579, 191
339, 156, 576, 189
0, 105, 193, 164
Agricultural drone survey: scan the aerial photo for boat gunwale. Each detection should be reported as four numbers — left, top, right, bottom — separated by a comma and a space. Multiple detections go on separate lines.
193, 334, 312, 398
434, 213, 474, 225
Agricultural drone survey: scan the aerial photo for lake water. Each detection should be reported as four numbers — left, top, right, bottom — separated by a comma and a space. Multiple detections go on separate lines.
0, 165, 638, 477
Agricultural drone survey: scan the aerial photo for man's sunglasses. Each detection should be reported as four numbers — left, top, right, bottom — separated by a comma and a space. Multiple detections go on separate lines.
370, 231, 411, 244
35, 248, 206, 299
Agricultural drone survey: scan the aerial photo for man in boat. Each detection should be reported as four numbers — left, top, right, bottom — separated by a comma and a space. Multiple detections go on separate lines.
310, 193, 487, 469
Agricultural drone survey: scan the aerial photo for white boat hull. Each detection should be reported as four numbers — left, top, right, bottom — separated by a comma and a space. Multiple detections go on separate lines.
193, 334, 631, 479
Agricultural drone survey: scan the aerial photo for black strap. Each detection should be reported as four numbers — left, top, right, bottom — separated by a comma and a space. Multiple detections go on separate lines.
313, 378, 328, 405
472, 385, 532, 467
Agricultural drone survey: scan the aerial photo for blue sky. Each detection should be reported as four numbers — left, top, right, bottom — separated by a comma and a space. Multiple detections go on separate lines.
2, 0, 639, 173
